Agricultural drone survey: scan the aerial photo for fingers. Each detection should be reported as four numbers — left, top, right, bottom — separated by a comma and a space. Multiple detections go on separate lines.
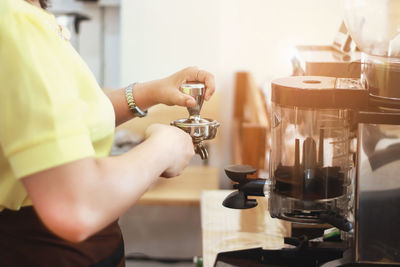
183, 67, 216, 101
181, 66, 200, 81
160, 171, 177, 178
196, 70, 215, 101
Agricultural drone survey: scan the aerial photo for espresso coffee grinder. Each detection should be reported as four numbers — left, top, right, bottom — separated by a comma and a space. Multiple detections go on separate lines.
221, 0, 400, 265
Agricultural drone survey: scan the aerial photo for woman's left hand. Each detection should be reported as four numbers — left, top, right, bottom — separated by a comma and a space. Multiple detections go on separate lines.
153, 66, 215, 108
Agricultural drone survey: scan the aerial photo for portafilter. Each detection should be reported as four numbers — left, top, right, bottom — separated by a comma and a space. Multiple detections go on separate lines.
170, 83, 220, 160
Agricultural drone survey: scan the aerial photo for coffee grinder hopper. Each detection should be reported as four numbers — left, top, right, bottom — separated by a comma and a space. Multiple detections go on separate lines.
344, 0, 400, 102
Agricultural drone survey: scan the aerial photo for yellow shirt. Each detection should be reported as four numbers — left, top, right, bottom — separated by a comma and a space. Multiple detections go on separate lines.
0, 0, 115, 210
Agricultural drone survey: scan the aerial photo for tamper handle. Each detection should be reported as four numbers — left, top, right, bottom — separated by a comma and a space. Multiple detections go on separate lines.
181, 83, 205, 119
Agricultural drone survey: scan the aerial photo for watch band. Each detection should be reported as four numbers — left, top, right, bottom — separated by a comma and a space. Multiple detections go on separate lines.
125, 83, 148, 118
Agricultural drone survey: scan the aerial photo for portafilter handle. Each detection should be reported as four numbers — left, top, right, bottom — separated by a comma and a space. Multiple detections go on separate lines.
194, 142, 208, 160
181, 83, 205, 121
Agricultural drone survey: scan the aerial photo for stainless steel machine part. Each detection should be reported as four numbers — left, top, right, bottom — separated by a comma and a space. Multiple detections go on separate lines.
354, 124, 400, 264
170, 118, 220, 160
343, 1, 400, 264
180, 83, 205, 122
170, 83, 219, 160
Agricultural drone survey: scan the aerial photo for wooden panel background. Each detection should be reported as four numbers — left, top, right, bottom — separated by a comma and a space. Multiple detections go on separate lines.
232, 72, 270, 176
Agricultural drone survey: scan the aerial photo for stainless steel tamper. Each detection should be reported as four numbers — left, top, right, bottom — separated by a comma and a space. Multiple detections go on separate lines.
181, 83, 204, 122
170, 83, 220, 160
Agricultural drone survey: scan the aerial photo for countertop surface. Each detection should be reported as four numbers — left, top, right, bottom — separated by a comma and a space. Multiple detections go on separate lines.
137, 166, 219, 206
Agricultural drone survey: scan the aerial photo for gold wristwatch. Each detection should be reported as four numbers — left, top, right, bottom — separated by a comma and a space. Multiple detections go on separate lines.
125, 83, 148, 118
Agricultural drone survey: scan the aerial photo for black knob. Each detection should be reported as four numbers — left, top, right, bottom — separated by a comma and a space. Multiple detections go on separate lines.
222, 191, 258, 209
224, 165, 257, 183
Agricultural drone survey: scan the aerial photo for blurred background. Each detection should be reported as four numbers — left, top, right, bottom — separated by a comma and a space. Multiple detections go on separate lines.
49, 0, 344, 266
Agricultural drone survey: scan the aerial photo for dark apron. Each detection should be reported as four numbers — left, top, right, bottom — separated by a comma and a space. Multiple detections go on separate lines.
0, 206, 125, 267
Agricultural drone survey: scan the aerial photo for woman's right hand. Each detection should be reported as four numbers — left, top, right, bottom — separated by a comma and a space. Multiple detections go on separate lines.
145, 124, 195, 178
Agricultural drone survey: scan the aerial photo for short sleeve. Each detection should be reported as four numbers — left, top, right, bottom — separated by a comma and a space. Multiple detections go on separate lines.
0, 6, 95, 178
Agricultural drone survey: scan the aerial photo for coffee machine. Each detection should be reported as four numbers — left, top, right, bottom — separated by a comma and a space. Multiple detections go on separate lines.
221, 0, 400, 266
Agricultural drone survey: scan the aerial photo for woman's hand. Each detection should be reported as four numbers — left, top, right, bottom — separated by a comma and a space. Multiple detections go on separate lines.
145, 124, 195, 178
133, 67, 215, 110
155, 66, 216, 107
106, 67, 215, 126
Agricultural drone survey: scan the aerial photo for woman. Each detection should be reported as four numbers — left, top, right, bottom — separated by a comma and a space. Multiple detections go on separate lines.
0, 0, 215, 266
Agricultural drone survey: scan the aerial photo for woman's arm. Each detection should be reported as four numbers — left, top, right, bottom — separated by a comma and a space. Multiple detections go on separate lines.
106, 67, 215, 126
21, 67, 215, 242
22, 124, 194, 243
